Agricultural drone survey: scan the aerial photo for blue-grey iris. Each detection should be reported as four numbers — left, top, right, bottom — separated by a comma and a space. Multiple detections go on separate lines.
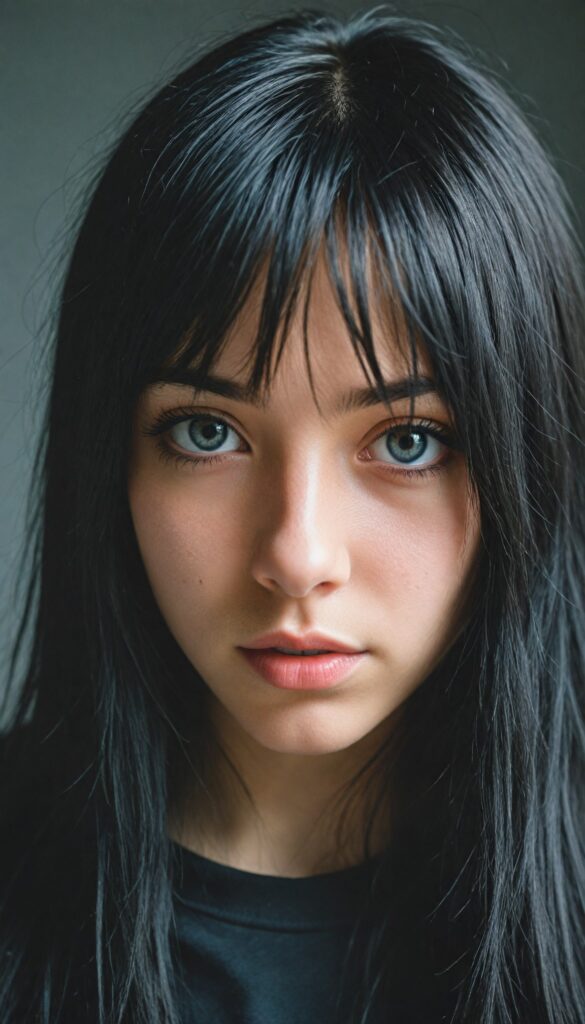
188, 420, 227, 451
387, 429, 426, 464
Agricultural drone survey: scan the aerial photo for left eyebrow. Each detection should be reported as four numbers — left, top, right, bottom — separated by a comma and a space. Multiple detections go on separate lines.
149, 369, 440, 417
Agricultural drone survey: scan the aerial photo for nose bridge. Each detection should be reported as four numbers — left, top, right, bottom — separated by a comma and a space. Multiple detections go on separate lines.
252, 438, 349, 596
269, 439, 333, 536
276, 438, 325, 520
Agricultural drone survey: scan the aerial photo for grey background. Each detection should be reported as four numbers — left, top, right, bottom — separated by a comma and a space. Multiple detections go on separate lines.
1, 0, 584, 696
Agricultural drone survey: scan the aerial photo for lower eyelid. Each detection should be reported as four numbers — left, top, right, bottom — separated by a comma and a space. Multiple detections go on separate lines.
156, 441, 454, 482
377, 452, 454, 479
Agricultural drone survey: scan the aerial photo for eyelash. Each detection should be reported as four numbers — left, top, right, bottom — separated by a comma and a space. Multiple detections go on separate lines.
141, 406, 460, 480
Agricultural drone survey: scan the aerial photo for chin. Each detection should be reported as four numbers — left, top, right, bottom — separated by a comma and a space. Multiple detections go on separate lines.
240, 705, 389, 757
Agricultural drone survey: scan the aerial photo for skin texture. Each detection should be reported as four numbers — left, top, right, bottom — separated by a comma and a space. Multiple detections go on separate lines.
128, 252, 482, 877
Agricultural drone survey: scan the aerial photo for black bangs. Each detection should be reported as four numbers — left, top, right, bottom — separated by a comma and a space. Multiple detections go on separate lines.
126, 75, 424, 420
101, 13, 461, 405
152, 193, 425, 423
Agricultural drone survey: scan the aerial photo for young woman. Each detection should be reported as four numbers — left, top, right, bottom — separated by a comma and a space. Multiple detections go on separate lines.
1, 6, 584, 1023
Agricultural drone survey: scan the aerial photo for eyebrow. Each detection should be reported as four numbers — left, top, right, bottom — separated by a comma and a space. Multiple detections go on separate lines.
150, 368, 440, 417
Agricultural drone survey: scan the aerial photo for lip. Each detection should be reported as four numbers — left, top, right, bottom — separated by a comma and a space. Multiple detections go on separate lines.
238, 648, 368, 691
240, 629, 365, 654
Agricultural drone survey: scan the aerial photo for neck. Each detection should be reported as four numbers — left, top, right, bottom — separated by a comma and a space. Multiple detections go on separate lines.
168, 700, 400, 878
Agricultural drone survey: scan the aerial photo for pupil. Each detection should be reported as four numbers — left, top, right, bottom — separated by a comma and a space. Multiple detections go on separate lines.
388, 429, 426, 463
188, 419, 227, 451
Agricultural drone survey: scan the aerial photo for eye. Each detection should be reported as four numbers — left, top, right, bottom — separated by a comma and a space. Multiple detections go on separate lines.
142, 407, 459, 479
169, 415, 242, 456
363, 418, 458, 479
370, 421, 444, 466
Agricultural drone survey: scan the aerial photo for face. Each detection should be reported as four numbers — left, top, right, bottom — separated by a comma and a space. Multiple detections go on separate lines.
128, 253, 481, 761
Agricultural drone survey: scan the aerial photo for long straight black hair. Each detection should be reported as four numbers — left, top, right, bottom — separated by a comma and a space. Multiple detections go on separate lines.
1, 6, 584, 1022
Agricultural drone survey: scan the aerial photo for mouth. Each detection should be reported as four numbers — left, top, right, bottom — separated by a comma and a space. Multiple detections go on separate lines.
238, 646, 368, 691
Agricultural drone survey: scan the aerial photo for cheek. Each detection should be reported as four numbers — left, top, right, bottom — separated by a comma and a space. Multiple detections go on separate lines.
367, 471, 474, 573
360, 478, 479, 648
128, 476, 244, 626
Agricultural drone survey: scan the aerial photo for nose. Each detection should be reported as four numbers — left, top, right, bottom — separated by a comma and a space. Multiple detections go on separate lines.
250, 450, 351, 599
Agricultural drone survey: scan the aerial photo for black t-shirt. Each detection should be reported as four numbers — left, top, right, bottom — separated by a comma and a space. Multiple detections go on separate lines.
171, 841, 378, 1024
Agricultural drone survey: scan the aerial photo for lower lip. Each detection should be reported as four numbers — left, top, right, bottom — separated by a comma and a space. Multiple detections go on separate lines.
238, 648, 368, 690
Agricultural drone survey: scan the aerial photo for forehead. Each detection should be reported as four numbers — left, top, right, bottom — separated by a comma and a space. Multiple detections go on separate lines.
205, 243, 431, 391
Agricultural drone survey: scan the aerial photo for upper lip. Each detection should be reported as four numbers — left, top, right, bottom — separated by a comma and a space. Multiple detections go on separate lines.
240, 630, 365, 653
